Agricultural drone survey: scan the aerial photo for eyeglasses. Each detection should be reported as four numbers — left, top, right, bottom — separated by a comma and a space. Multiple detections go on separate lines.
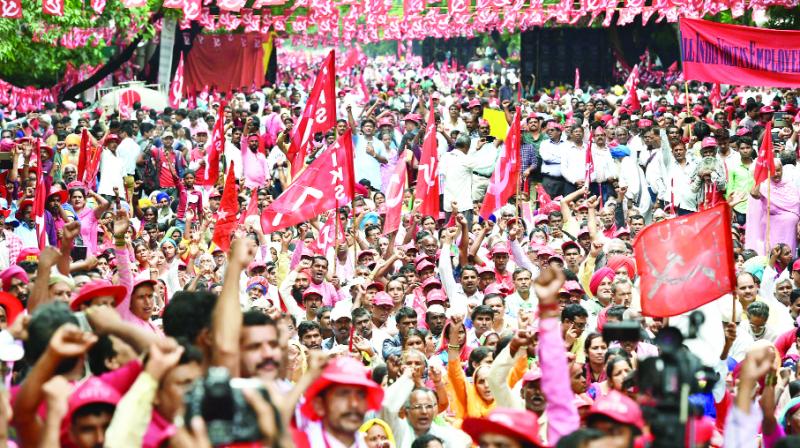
409, 404, 435, 412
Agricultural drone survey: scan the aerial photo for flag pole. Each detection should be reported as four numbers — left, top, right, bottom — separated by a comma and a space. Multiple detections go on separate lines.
333, 209, 339, 273
766, 180, 771, 254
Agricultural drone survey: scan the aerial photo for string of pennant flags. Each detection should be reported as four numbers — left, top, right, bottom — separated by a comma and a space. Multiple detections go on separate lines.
2, 0, 797, 43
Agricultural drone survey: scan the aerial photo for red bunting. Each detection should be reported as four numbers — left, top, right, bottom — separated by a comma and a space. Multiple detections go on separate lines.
287, 50, 336, 178
634, 202, 735, 318
0, 0, 22, 18
42, 0, 63, 16
382, 155, 408, 235
200, 100, 226, 187
261, 130, 356, 234
753, 120, 775, 185
415, 100, 440, 219
212, 162, 239, 253
479, 108, 521, 219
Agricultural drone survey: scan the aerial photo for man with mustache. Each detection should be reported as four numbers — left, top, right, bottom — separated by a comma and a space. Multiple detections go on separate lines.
295, 357, 384, 447
322, 301, 352, 351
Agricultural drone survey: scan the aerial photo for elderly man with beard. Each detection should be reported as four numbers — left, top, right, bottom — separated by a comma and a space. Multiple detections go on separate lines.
279, 262, 316, 323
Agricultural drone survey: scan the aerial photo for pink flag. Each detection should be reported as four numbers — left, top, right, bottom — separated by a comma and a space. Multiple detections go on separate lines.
415, 100, 440, 219
574, 67, 580, 90
584, 132, 594, 187
709, 83, 721, 109
382, 156, 408, 235
623, 65, 641, 112
169, 53, 185, 108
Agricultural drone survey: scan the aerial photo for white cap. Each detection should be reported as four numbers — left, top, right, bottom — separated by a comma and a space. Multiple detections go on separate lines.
330, 301, 352, 322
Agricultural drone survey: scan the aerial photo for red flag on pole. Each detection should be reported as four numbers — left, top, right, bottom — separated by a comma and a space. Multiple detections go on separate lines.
200, 100, 226, 186
33, 140, 46, 248
169, 53, 185, 109
212, 162, 239, 253
76, 128, 89, 183
479, 108, 521, 219
709, 83, 721, 109
634, 202, 735, 318
261, 129, 356, 234
238, 187, 259, 225
287, 50, 336, 177
584, 132, 594, 187
382, 154, 408, 234
753, 120, 776, 185
415, 100, 440, 218
624, 65, 641, 112
574, 67, 580, 90
311, 210, 346, 255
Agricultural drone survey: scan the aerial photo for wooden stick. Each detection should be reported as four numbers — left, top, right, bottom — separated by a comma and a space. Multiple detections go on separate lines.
333, 209, 339, 273
766, 179, 771, 254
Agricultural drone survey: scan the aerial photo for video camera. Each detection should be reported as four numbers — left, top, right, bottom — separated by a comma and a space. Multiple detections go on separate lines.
184, 367, 280, 446
603, 311, 717, 448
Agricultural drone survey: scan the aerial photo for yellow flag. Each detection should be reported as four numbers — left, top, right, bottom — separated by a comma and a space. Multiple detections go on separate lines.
262, 32, 275, 76
482, 108, 509, 140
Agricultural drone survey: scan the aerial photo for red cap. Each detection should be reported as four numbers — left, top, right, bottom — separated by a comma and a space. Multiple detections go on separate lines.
561, 240, 581, 253
403, 113, 422, 124
302, 283, 324, 300
357, 249, 378, 260
760, 105, 774, 114
792, 258, 800, 272
0, 292, 23, 328
47, 185, 69, 204
104, 134, 121, 145
366, 281, 385, 291
587, 390, 645, 430
15, 247, 40, 264
14, 200, 33, 220
67, 180, 88, 192
468, 99, 482, 109
70, 279, 127, 311
301, 357, 384, 420
463, 408, 544, 447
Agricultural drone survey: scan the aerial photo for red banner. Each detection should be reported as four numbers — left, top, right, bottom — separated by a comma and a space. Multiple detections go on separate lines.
479, 108, 521, 219
680, 18, 800, 88
415, 101, 440, 219
634, 202, 735, 318
261, 130, 355, 234
287, 50, 336, 177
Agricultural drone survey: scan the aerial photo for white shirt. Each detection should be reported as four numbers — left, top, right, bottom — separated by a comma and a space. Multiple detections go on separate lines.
116, 137, 140, 175
539, 139, 566, 177
561, 141, 587, 185
665, 158, 699, 211
97, 149, 126, 196
442, 150, 482, 212
222, 141, 243, 179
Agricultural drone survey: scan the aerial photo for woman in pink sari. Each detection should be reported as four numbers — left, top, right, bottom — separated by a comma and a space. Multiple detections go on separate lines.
747, 160, 800, 256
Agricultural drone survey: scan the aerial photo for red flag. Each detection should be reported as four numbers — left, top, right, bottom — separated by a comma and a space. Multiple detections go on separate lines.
212, 162, 239, 253
574, 67, 580, 90
0, 0, 22, 18
76, 129, 89, 183
624, 65, 641, 112
709, 83, 721, 109
584, 132, 594, 187
261, 130, 356, 234
84, 144, 103, 189
382, 154, 408, 234
238, 188, 259, 225
415, 101, 440, 218
33, 140, 46, 248
287, 50, 336, 177
200, 101, 226, 186
753, 120, 776, 185
169, 54, 185, 109
479, 108, 521, 219
42, 0, 64, 16
634, 202, 735, 317
311, 210, 346, 255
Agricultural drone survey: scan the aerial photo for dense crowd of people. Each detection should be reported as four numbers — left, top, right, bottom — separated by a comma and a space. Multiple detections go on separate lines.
0, 52, 798, 448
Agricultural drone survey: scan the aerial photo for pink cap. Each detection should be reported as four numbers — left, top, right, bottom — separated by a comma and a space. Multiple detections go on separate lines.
588, 390, 645, 430
523, 367, 542, 383
613, 227, 631, 238
421, 276, 442, 290
484, 283, 507, 297
468, 99, 482, 109
415, 260, 435, 273
490, 242, 510, 256
67, 377, 121, 423
700, 137, 718, 149
372, 291, 393, 307
426, 289, 447, 304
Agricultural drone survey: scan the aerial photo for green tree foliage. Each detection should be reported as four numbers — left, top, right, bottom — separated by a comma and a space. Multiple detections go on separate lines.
0, 0, 158, 88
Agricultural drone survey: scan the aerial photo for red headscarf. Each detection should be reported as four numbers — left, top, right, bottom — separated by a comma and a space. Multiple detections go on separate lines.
606, 255, 637, 280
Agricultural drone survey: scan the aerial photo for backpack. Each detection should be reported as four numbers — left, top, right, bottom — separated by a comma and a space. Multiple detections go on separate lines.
138, 142, 161, 194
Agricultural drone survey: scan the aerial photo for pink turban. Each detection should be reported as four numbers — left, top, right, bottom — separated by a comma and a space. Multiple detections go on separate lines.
606, 255, 636, 280
589, 267, 616, 297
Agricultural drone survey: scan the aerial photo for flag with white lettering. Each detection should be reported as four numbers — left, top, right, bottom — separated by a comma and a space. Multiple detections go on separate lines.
287, 50, 336, 177
261, 130, 355, 234
415, 101, 440, 218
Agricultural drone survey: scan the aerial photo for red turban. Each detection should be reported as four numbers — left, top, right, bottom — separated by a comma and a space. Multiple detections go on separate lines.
589, 267, 616, 297
606, 255, 636, 280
